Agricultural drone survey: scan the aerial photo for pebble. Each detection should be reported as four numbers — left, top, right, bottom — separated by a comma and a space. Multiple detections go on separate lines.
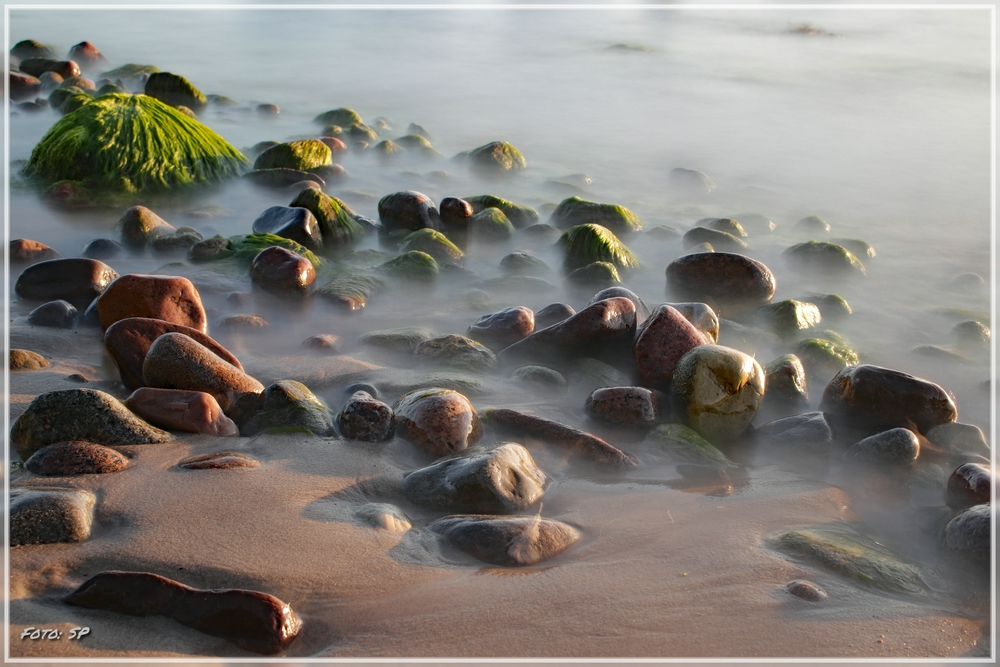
65, 571, 302, 654
117, 205, 176, 250
943, 503, 990, 559
843, 428, 920, 468
124, 388, 239, 436
241, 380, 335, 437
82, 238, 124, 259
15, 258, 118, 309
178, 452, 261, 470
414, 334, 498, 373
96, 273, 207, 333
142, 332, 264, 415
403, 442, 546, 512
10, 487, 96, 545
510, 365, 568, 394
303, 334, 342, 354
534, 303, 576, 329
217, 314, 270, 332
585, 386, 660, 428
378, 191, 440, 234
337, 391, 395, 441
785, 580, 827, 601
670, 344, 765, 444
666, 252, 776, 308
28, 299, 78, 328
104, 317, 243, 391
24, 441, 129, 475
10, 349, 49, 370
429, 514, 579, 567
257, 103, 280, 115
467, 307, 535, 350
10, 238, 60, 264
251, 206, 323, 253
250, 246, 316, 295
11, 389, 170, 460
946, 463, 991, 509
392, 388, 483, 457
633, 304, 708, 390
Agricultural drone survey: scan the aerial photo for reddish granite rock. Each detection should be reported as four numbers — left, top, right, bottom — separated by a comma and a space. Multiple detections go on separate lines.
666, 252, 776, 308
178, 452, 260, 469
65, 571, 302, 654
250, 246, 316, 295
393, 388, 482, 457
125, 388, 239, 436
585, 386, 660, 428
633, 305, 708, 390
319, 136, 347, 154
67, 41, 108, 69
467, 307, 535, 350
10, 239, 60, 264
96, 274, 207, 333
15, 258, 118, 309
105, 317, 243, 391
24, 441, 128, 475
10, 71, 42, 101
946, 463, 991, 509
429, 514, 579, 567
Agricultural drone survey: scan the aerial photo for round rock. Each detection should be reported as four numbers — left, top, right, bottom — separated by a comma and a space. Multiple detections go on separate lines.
467, 307, 535, 350
15, 258, 118, 309
843, 427, 920, 468
250, 246, 316, 295
585, 386, 659, 428
96, 273, 207, 333
666, 252, 776, 308
337, 391, 395, 442
28, 299, 78, 329
10, 349, 49, 370
24, 441, 128, 475
413, 334, 498, 373
946, 463, 991, 509
633, 305, 708, 390
124, 388, 239, 436
392, 388, 482, 457
429, 514, 579, 567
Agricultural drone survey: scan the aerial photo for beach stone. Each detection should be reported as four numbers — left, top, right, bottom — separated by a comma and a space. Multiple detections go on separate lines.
802, 293, 852, 321
82, 238, 123, 260
666, 252, 776, 308
467, 307, 534, 350
124, 388, 238, 436
27, 300, 78, 329
216, 314, 269, 332
757, 300, 821, 338
783, 241, 866, 277
665, 302, 719, 343
392, 388, 482, 457
697, 217, 747, 237
303, 334, 342, 354
11, 40, 55, 61
669, 167, 715, 194
498, 297, 637, 366
500, 252, 549, 276
820, 364, 957, 436
96, 274, 207, 333
354, 503, 411, 532
439, 197, 474, 249
337, 391, 394, 442
466, 140, 527, 175
795, 335, 858, 383
10, 349, 49, 370
670, 344, 765, 444
953, 320, 990, 348
251, 206, 323, 253
10, 71, 42, 100
250, 246, 317, 295
633, 305, 708, 391
358, 327, 433, 354
786, 580, 827, 602
754, 412, 833, 458
549, 196, 643, 236
10, 487, 96, 546
843, 428, 920, 468
533, 303, 575, 329
11, 389, 169, 460
510, 366, 567, 394
646, 225, 682, 241
794, 215, 830, 234
566, 261, 621, 288
585, 386, 659, 428
143, 332, 264, 414
683, 226, 747, 253
15, 258, 118, 309
485, 408, 638, 469
242, 380, 334, 437
926, 422, 990, 459
105, 317, 243, 391
469, 207, 516, 242
145, 71, 207, 113
20, 58, 80, 79
377, 251, 440, 283
149, 231, 203, 255
10, 239, 60, 264
644, 423, 733, 467
65, 571, 303, 654
188, 237, 234, 263
430, 515, 579, 567
831, 238, 875, 259
521, 223, 560, 241
404, 442, 546, 513
67, 41, 108, 69
465, 195, 539, 230
178, 452, 260, 469
685, 242, 714, 254
24, 441, 128, 476
378, 191, 440, 234
588, 287, 650, 323
946, 463, 991, 509
319, 136, 347, 153
247, 168, 324, 189
118, 205, 176, 250
943, 504, 989, 559
761, 354, 810, 416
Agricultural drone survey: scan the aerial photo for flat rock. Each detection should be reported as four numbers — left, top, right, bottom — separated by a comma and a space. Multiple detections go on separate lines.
10, 487, 96, 545
393, 388, 482, 457
242, 380, 334, 437
643, 423, 734, 467
10, 349, 49, 370
178, 452, 261, 469
467, 307, 534, 350
633, 305, 707, 391
124, 388, 238, 436
24, 441, 128, 475
337, 391, 394, 442
585, 386, 660, 428
96, 274, 207, 333
15, 258, 118, 309
414, 334, 498, 373
430, 514, 579, 567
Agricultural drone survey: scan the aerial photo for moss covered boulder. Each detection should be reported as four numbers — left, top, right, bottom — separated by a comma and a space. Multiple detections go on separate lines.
697, 217, 747, 238
465, 141, 526, 175
12, 39, 55, 61
229, 233, 322, 269
795, 335, 858, 383
241, 380, 335, 437
254, 139, 331, 172
22, 93, 248, 197
377, 251, 439, 283
314, 107, 362, 127
399, 229, 464, 263
784, 241, 866, 277
756, 299, 822, 338
395, 134, 439, 155
558, 224, 639, 273
144, 72, 207, 113
317, 273, 385, 311
566, 261, 621, 288
469, 207, 515, 243
464, 195, 539, 228
289, 187, 365, 250
550, 196, 643, 236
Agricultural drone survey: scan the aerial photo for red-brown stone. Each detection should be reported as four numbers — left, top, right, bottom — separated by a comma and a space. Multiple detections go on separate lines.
96, 274, 207, 333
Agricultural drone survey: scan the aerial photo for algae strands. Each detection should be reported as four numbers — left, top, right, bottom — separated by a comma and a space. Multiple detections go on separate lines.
23, 93, 249, 196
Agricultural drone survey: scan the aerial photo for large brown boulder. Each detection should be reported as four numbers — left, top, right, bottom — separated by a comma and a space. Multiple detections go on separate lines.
96, 274, 207, 333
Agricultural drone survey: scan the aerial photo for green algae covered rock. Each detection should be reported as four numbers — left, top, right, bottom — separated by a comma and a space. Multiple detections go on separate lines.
12, 40, 56, 61
230, 233, 322, 269
558, 223, 639, 273
48, 86, 90, 110
289, 187, 365, 250
784, 241, 867, 277
254, 139, 331, 172
22, 93, 248, 197
59, 92, 93, 115
566, 261, 621, 288
348, 123, 379, 141
395, 134, 439, 155
549, 196, 644, 236
795, 335, 858, 381
317, 273, 385, 311
644, 423, 735, 467
242, 380, 335, 437
144, 72, 207, 113
399, 229, 464, 263
773, 526, 928, 594
188, 236, 234, 263
464, 195, 539, 228
466, 141, 527, 175
756, 299, 822, 338
314, 107, 363, 127
469, 207, 515, 242
100, 63, 159, 86
377, 251, 439, 283
374, 140, 404, 157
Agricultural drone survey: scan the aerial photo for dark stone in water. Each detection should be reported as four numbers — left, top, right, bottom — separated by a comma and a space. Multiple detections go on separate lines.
588, 286, 650, 323
756, 299, 822, 338
467, 307, 535, 350
15, 258, 118, 309
10, 239, 60, 264
500, 251, 549, 277
344, 383, 379, 399
10, 487, 95, 545
510, 366, 567, 394
251, 206, 323, 253
28, 300, 78, 329
178, 452, 260, 469
585, 386, 659, 428
414, 335, 498, 373
393, 388, 482, 457
946, 463, 991, 509
24, 441, 128, 476
439, 196, 473, 250
753, 412, 832, 459
378, 191, 440, 235
785, 580, 827, 601
65, 571, 303, 654
250, 246, 316, 295
534, 303, 575, 329
242, 380, 334, 437
943, 504, 989, 559
430, 514, 579, 567
82, 238, 123, 259
10, 71, 42, 101
337, 391, 395, 442
682, 226, 747, 253
246, 168, 325, 189
843, 428, 919, 468
759, 354, 810, 419
666, 252, 776, 308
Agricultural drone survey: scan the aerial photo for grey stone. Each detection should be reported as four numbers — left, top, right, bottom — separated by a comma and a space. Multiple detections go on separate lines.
413, 334, 498, 373
844, 428, 920, 468
10, 487, 96, 545
337, 391, 394, 442
242, 380, 334, 437
429, 514, 579, 566
28, 300, 78, 328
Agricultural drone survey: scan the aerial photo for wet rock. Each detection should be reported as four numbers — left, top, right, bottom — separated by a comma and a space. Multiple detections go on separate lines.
794, 215, 830, 234
499, 297, 636, 366
646, 225, 683, 241
11, 389, 170, 460
696, 217, 747, 238
124, 388, 238, 436
633, 305, 708, 391
521, 223, 560, 241
15, 258, 118, 309
794, 335, 858, 384
943, 504, 989, 559
801, 293, 852, 321
393, 388, 482, 457
559, 224, 639, 272
469, 207, 515, 243
354, 503, 411, 532
24, 441, 128, 475
142, 71, 206, 113
439, 197, 474, 249
149, 230, 203, 255
105, 317, 242, 391
317, 273, 384, 312
10, 487, 96, 545
585, 386, 659, 428
431, 514, 578, 566
217, 314, 269, 333
484, 408, 638, 469
256, 103, 279, 115
337, 391, 394, 442
67, 41, 108, 69
117, 205, 177, 250
10, 239, 60, 264
404, 442, 546, 513
683, 226, 747, 253
464, 195, 538, 229
58, 75, 96, 92
783, 241, 866, 277
754, 412, 833, 460
247, 168, 324, 189
399, 229, 464, 263
314, 107, 362, 127
20, 58, 80, 79
242, 380, 334, 437
757, 300, 821, 338
665, 302, 719, 343
946, 463, 991, 509
820, 364, 957, 435
10, 71, 42, 100
96, 273, 206, 333
685, 242, 714, 254
377, 251, 440, 283
831, 238, 875, 259
82, 238, 123, 260
953, 320, 990, 348
588, 287, 650, 323
358, 327, 433, 354
565, 358, 630, 394
785, 580, 827, 602
644, 423, 733, 467
773, 527, 927, 593
666, 252, 776, 308
548, 196, 643, 236
465, 141, 527, 175
251, 206, 322, 253
250, 246, 316, 295
65, 571, 302, 654
843, 428, 920, 468
28, 300, 78, 329
761, 354, 810, 416
378, 191, 440, 235
467, 307, 535, 350
178, 452, 260, 469
254, 139, 330, 172
510, 366, 567, 394
566, 261, 620, 288
500, 251, 549, 276
303, 334, 342, 354
143, 332, 264, 415
926, 422, 990, 459
188, 236, 234, 263
12, 39, 55, 61
668, 167, 715, 194
670, 344, 765, 444
10, 349, 49, 370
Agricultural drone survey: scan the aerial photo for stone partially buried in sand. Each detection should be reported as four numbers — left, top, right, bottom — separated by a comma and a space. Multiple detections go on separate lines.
15, 257, 118, 309
11, 389, 170, 460
96, 274, 207, 333
178, 452, 261, 469
124, 388, 238, 436
10, 487, 96, 546
241, 380, 334, 437
337, 391, 395, 442
430, 514, 579, 567
24, 441, 129, 476
10, 349, 49, 371
393, 388, 482, 457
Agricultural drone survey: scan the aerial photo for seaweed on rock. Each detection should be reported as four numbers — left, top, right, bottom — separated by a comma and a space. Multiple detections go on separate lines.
229, 233, 322, 269
558, 223, 639, 273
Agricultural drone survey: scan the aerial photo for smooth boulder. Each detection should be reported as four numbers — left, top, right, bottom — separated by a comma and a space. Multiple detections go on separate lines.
10, 487, 96, 545
633, 305, 708, 390
250, 246, 316, 295
337, 391, 395, 442
96, 274, 207, 333
15, 258, 118, 309
241, 380, 334, 437
24, 441, 129, 475
467, 307, 534, 350
585, 386, 660, 428
393, 388, 483, 457
124, 388, 238, 436
666, 252, 776, 308
430, 514, 578, 567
